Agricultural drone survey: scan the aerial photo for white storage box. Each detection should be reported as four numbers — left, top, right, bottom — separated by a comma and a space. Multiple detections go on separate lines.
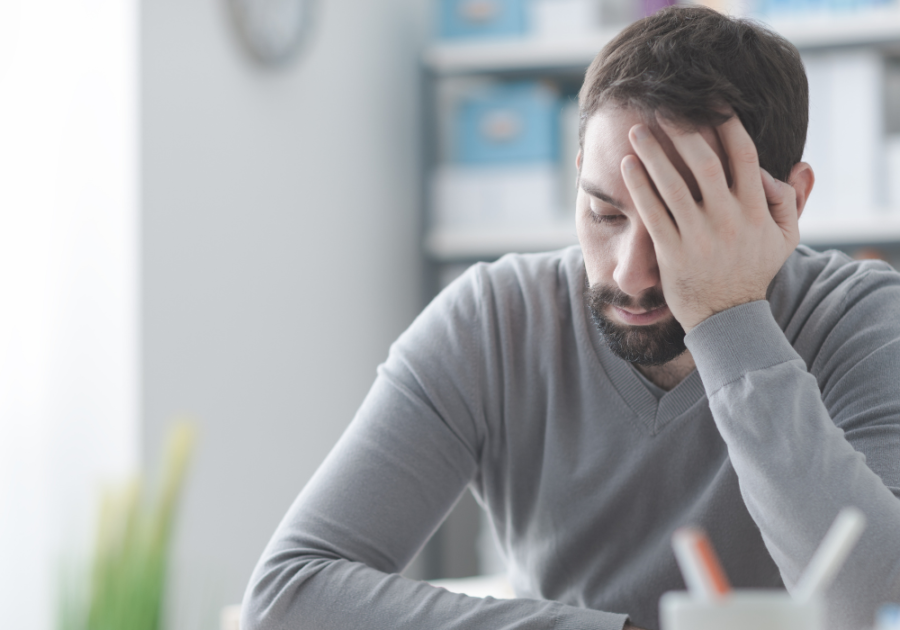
529, 0, 601, 38
431, 163, 562, 228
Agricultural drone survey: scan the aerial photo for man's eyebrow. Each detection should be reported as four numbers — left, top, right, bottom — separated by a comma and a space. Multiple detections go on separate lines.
580, 180, 625, 210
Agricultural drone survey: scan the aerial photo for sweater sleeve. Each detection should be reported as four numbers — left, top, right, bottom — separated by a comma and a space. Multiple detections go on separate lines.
240, 265, 630, 630
685, 295, 900, 630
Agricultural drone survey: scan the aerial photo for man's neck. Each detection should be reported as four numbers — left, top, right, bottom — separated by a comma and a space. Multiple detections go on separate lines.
635, 351, 696, 392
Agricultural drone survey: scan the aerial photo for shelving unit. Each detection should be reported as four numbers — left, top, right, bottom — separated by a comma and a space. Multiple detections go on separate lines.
423, 7, 900, 266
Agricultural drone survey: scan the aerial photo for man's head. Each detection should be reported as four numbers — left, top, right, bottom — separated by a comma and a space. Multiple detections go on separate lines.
579, 5, 808, 182
576, 6, 812, 366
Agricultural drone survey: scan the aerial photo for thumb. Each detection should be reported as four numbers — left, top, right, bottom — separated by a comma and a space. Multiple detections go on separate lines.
760, 168, 798, 234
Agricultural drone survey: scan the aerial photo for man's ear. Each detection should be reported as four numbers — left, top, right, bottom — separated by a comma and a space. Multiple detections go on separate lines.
788, 162, 814, 219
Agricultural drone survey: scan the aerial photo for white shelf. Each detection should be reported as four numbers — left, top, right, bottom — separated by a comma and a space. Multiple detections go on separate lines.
799, 211, 900, 246
426, 223, 578, 260
767, 7, 900, 49
424, 32, 619, 74
426, 213, 900, 260
424, 8, 900, 74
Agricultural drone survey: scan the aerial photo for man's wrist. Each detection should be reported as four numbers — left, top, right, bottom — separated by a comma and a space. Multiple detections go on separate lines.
680, 292, 768, 333
684, 300, 799, 395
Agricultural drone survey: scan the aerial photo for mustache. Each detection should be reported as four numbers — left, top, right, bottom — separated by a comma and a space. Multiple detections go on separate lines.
584, 282, 668, 312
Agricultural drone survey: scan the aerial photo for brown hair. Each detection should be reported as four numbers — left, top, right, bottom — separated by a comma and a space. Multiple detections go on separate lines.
578, 6, 808, 181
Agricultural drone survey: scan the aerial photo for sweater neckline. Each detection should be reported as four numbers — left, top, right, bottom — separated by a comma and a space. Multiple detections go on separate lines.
572, 270, 707, 435
594, 343, 707, 435
565, 247, 707, 433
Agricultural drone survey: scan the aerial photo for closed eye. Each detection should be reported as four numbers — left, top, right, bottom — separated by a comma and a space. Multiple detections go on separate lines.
589, 211, 626, 226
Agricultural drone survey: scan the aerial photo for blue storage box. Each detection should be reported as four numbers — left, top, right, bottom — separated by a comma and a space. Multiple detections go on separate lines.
455, 82, 561, 165
438, 0, 528, 40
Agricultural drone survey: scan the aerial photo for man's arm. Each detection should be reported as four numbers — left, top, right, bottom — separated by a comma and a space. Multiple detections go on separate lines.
623, 113, 900, 629
240, 266, 630, 630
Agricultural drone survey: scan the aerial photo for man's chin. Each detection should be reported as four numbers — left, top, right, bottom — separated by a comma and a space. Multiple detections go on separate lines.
582, 277, 687, 365
590, 312, 687, 366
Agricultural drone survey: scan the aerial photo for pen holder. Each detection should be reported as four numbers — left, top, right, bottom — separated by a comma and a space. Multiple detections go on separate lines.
660, 590, 823, 630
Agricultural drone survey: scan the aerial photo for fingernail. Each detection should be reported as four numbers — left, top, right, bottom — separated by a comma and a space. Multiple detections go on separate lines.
622, 155, 637, 171
632, 124, 649, 141
761, 168, 775, 186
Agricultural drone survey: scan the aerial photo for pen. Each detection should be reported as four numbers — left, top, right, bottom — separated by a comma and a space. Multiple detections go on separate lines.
672, 527, 731, 601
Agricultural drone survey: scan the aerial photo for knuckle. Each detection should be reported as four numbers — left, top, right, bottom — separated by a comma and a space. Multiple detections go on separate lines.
666, 184, 692, 208
735, 144, 759, 165
698, 157, 723, 180
644, 209, 667, 230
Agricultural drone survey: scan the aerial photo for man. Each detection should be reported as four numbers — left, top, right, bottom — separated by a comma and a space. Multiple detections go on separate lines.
242, 7, 900, 630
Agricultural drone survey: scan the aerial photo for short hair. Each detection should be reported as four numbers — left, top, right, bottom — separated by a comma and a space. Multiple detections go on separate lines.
578, 6, 808, 181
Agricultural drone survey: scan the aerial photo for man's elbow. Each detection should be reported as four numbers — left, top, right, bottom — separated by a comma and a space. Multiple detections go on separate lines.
239, 560, 314, 630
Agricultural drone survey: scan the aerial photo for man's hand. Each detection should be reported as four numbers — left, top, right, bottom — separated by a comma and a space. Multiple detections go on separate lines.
620, 114, 800, 333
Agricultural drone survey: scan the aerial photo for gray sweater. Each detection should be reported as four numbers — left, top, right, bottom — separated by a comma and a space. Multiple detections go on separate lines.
243, 245, 900, 630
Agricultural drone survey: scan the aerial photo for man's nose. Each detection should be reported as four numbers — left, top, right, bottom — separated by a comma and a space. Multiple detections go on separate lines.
612, 221, 660, 299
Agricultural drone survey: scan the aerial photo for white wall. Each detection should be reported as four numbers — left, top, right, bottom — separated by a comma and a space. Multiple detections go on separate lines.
141, 0, 426, 625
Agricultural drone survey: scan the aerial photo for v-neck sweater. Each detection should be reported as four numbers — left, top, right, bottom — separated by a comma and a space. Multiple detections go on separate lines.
630, 368, 666, 400
243, 245, 900, 630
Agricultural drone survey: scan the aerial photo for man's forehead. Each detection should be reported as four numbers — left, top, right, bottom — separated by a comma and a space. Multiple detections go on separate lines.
582, 106, 648, 153
580, 105, 731, 200
583, 105, 721, 152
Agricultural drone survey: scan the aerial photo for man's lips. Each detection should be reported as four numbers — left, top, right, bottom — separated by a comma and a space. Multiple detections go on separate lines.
610, 304, 671, 326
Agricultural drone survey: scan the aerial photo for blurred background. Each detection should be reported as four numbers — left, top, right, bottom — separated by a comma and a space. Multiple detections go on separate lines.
3, 0, 900, 628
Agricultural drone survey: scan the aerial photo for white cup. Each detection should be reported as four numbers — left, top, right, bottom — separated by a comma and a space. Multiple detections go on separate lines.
660, 590, 823, 630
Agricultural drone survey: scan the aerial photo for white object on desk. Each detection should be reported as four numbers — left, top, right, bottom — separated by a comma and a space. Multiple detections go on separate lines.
221, 604, 241, 630
794, 506, 866, 603
660, 590, 822, 630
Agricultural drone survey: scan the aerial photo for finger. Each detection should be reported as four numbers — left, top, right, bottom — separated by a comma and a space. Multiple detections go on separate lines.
760, 168, 784, 206
621, 154, 679, 247
657, 118, 730, 209
628, 124, 698, 229
717, 115, 764, 203
760, 168, 799, 236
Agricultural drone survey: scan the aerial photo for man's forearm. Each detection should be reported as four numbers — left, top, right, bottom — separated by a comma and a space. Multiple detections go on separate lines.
686, 300, 900, 630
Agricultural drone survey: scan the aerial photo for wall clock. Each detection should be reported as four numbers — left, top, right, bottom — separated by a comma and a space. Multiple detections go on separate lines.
228, 0, 314, 67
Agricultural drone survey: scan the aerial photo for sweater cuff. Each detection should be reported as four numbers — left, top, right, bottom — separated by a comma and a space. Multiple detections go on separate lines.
684, 300, 802, 395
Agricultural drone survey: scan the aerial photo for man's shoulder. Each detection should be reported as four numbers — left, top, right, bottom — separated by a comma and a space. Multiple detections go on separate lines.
459, 245, 585, 300
778, 245, 898, 298
772, 244, 900, 335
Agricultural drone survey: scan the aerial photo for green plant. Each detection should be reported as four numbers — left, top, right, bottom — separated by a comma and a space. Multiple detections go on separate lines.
59, 422, 196, 630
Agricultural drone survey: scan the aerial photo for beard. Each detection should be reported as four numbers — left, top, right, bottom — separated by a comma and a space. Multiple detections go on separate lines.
584, 279, 687, 366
